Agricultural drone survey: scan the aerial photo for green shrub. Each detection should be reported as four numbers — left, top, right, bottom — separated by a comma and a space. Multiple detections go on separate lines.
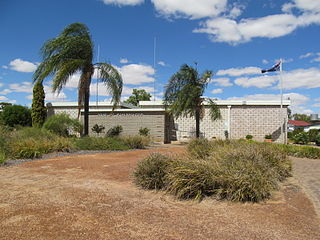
91, 124, 105, 135
292, 132, 309, 144
274, 144, 320, 159
43, 113, 82, 137
122, 135, 151, 149
73, 136, 129, 151
1, 105, 32, 127
134, 153, 174, 190
245, 135, 253, 140
187, 138, 213, 159
308, 129, 319, 142
315, 135, 320, 146
265, 134, 272, 139
106, 125, 123, 137
139, 127, 150, 136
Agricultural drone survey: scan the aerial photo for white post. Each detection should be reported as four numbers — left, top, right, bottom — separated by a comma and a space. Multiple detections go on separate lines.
96, 45, 100, 107
279, 59, 285, 144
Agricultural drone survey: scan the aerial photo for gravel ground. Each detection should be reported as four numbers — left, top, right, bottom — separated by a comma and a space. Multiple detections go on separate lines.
0, 146, 319, 240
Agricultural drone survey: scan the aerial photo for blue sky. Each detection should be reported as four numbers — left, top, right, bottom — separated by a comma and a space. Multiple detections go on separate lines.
1, 0, 320, 113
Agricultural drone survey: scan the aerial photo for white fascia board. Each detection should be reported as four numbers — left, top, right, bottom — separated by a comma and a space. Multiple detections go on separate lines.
81, 108, 165, 113
139, 100, 291, 106
47, 101, 137, 108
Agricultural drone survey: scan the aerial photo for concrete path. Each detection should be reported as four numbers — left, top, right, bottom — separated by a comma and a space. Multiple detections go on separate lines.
292, 157, 320, 216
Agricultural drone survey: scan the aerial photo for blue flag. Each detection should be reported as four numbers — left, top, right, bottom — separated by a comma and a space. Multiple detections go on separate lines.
261, 61, 281, 73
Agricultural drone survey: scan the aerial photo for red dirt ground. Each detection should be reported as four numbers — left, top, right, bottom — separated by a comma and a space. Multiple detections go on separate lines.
0, 146, 319, 240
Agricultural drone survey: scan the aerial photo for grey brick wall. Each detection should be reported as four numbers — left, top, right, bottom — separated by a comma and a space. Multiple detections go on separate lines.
86, 112, 165, 141
230, 105, 287, 143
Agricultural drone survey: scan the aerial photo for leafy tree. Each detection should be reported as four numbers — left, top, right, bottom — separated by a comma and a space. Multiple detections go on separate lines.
124, 89, 152, 106
293, 113, 311, 122
164, 64, 221, 138
31, 81, 47, 127
0, 102, 12, 110
33, 23, 123, 136
1, 105, 32, 127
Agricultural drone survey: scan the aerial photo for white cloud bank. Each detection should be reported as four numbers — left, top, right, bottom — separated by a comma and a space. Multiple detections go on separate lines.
9, 59, 37, 72
101, 0, 144, 6
234, 67, 320, 90
217, 67, 261, 76
228, 92, 312, 114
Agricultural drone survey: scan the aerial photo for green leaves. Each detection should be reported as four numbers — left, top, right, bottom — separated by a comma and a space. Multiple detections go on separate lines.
31, 81, 46, 127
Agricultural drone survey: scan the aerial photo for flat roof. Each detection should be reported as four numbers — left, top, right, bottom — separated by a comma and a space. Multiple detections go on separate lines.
47, 101, 137, 108
139, 100, 291, 106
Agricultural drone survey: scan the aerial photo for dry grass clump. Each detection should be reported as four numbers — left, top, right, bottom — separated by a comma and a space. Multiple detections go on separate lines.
134, 139, 292, 202
134, 153, 173, 190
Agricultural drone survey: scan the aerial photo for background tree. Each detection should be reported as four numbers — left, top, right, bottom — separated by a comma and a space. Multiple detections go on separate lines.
164, 64, 221, 138
0, 102, 12, 110
124, 89, 152, 106
293, 113, 311, 122
33, 23, 123, 136
1, 105, 32, 127
31, 81, 47, 127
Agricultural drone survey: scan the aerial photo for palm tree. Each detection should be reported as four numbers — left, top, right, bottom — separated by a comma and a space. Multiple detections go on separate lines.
33, 23, 123, 136
164, 64, 221, 138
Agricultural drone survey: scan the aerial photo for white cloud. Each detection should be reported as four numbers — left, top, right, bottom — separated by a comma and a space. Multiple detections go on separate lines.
9, 82, 33, 93
90, 83, 154, 97
158, 61, 166, 66
2, 65, 8, 69
262, 59, 269, 64
0, 83, 3, 88
151, 0, 227, 19
27, 85, 67, 102
101, 0, 144, 6
235, 67, 320, 90
9, 59, 37, 72
211, 88, 223, 94
311, 57, 320, 62
194, 0, 320, 45
217, 67, 261, 76
120, 58, 129, 64
283, 0, 320, 13
0, 89, 12, 95
0, 96, 9, 101
118, 64, 155, 85
300, 52, 314, 59
210, 77, 233, 87
228, 92, 311, 113
235, 75, 277, 88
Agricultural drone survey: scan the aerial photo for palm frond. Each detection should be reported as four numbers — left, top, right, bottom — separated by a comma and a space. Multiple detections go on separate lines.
207, 98, 222, 121
52, 59, 86, 93
96, 63, 123, 109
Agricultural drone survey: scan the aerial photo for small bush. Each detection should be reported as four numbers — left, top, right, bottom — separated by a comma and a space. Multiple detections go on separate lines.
292, 132, 309, 144
0, 152, 6, 165
139, 127, 150, 136
245, 135, 253, 140
106, 125, 123, 137
92, 124, 105, 135
265, 134, 272, 139
308, 129, 319, 142
315, 135, 320, 146
122, 135, 150, 149
43, 114, 82, 137
274, 143, 320, 159
134, 153, 174, 190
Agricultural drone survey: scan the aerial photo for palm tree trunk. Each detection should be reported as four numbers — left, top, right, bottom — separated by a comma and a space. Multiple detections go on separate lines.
195, 107, 200, 138
83, 66, 94, 136
83, 89, 90, 136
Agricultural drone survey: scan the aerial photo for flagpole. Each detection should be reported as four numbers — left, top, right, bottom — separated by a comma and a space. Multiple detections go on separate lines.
279, 59, 285, 144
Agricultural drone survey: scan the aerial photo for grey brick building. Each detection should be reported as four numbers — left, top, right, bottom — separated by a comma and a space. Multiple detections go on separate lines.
47, 99, 290, 143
